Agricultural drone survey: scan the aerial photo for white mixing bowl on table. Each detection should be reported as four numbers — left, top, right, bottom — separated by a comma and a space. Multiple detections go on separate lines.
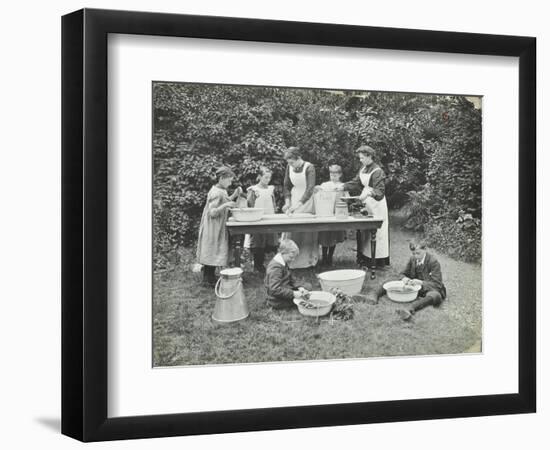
229, 208, 264, 222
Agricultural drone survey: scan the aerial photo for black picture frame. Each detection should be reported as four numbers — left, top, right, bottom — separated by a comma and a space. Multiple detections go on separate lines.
61, 8, 536, 442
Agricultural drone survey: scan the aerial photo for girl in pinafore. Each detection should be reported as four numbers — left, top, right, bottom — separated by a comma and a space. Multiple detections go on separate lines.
196, 166, 242, 286
315, 164, 348, 266
246, 167, 278, 273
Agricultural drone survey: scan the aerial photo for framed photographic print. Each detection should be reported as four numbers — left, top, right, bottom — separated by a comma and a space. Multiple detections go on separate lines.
62, 8, 536, 442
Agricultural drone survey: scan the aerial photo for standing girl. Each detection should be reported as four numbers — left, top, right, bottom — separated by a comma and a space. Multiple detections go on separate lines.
341, 145, 390, 266
196, 166, 242, 285
282, 147, 318, 269
246, 167, 278, 273
316, 164, 348, 266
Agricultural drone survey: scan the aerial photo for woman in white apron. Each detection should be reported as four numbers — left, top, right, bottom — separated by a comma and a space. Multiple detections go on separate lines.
246, 167, 278, 273
282, 147, 318, 269
342, 145, 390, 266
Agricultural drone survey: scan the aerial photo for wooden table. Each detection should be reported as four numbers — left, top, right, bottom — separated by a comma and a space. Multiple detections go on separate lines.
226, 214, 383, 279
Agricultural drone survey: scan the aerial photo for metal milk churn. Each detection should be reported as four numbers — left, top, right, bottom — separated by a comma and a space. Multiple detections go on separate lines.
212, 267, 249, 323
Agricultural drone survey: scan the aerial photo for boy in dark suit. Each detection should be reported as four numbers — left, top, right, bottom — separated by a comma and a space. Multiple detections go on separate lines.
265, 239, 312, 309
375, 240, 447, 321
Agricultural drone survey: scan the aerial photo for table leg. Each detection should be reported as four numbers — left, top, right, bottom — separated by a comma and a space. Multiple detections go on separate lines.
356, 230, 363, 266
370, 230, 377, 279
233, 234, 243, 268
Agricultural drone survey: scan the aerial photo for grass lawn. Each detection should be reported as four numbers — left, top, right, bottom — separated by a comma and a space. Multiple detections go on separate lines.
153, 217, 482, 367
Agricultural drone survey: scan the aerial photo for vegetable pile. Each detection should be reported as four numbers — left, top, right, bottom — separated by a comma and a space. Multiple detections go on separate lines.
297, 300, 318, 310
329, 288, 355, 321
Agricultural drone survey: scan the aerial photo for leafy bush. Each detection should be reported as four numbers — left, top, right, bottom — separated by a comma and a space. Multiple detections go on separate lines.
402, 184, 440, 232
424, 211, 482, 262
152, 83, 482, 269
427, 98, 482, 218
402, 97, 482, 260
152, 84, 358, 269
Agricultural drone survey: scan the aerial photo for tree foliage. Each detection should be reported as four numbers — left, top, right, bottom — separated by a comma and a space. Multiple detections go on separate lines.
152, 83, 482, 269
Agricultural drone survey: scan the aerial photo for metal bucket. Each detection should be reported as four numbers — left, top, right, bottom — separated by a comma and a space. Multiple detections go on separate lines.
212, 268, 249, 323
335, 201, 349, 218
314, 190, 337, 216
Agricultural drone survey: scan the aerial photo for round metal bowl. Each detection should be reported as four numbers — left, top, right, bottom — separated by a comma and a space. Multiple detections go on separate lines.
383, 280, 421, 303
317, 269, 366, 295
293, 291, 336, 317
229, 208, 264, 222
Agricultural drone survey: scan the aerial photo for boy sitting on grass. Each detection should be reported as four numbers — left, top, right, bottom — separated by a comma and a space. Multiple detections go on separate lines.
375, 239, 447, 321
265, 239, 312, 309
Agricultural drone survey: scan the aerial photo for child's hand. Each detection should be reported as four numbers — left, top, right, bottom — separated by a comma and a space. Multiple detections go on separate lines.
411, 279, 423, 286
282, 203, 290, 213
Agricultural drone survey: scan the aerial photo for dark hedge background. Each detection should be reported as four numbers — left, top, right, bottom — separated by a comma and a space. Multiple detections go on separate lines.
153, 83, 482, 270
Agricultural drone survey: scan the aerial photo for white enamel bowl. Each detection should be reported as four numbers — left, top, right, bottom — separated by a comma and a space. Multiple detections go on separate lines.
230, 208, 264, 222
383, 280, 421, 302
293, 291, 336, 317
317, 269, 366, 295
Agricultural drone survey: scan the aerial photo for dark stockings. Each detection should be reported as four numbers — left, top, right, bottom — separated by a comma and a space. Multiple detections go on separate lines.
202, 265, 217, 285
252, 248, 266, 273
321, 246, 336, 265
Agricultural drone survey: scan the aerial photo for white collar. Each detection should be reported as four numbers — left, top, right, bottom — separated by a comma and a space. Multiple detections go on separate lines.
417, 253, 426, 265
273, 253, 286, 266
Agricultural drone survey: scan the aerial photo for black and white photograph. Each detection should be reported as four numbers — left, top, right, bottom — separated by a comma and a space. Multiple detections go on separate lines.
152, 82, 482, 367
2, 0, 544, 448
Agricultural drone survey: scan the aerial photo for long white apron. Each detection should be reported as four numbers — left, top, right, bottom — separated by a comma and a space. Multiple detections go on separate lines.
286, 162, 318, 268
360, 168, 389, 260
